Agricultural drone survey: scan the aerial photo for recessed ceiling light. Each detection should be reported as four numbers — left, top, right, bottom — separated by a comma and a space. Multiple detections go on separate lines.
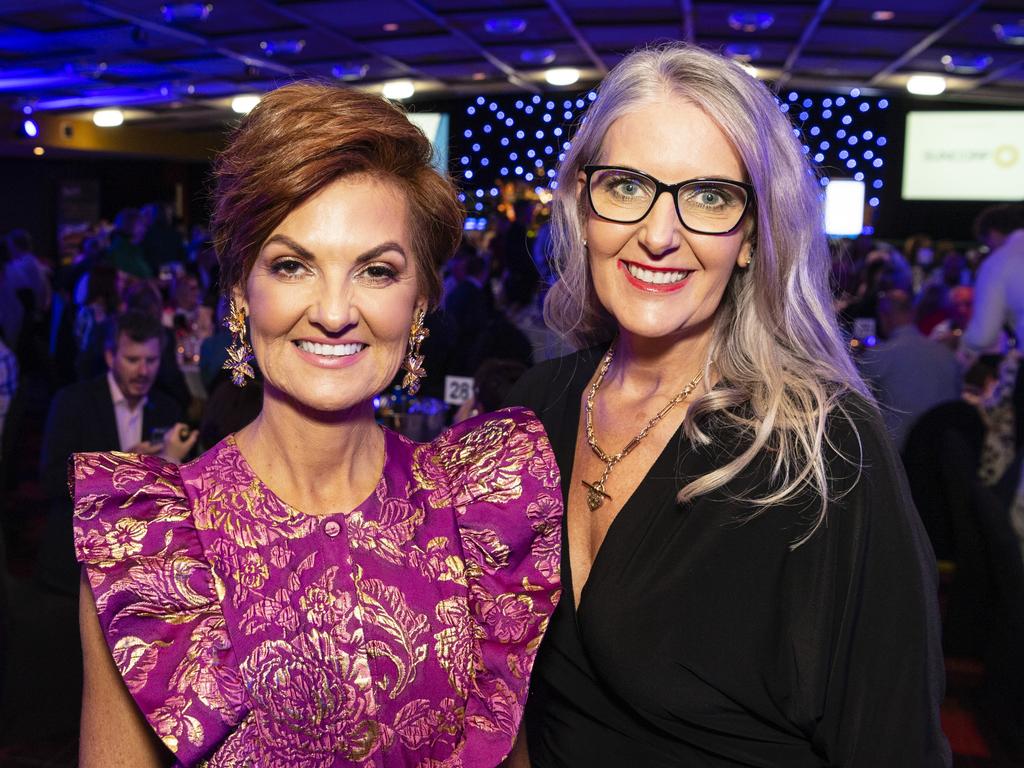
727, 11, 774, 32
231, 94, 260, 114
906, 74, 946, 95
993, 21, 1024, 45
381, 80, 415, 100
160, 2, 213, 23
871, 10, 895, 21
484, 17, 527, 35
941, 53, 993, 74
471, 72, 488, 81
33, 146, 44, 156
521, 47, 557, 65
382, 22, 399, 32
544, 67, 580, 86
21, 118, 38, 138
259, 39, 305, 56
724, 42, 761, 61
93, 108, 124, 127
332, 62, 369, 81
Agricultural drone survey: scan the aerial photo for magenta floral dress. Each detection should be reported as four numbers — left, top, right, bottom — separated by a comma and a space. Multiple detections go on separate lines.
73, 408, 561, 767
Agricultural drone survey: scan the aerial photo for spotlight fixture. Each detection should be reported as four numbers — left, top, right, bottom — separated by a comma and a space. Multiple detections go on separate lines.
331, 62, 369, 81
381, 80, 415, 100
941, 53, 993, 74
484, 17, 527, 35
544, 67, 579, 86
993, 21, 1024, 45
871, 10, 895, 21
906, 74, 946, 95
92, 109, 124, 127
21, 118, 39, 138
520, 48, 556, 65
727, 11, 774, 32
160, 2, 213, 23
33, 146, 45, 156
259, 39, 305, 56
230, 94, 260, 114
382, 22, 399, 32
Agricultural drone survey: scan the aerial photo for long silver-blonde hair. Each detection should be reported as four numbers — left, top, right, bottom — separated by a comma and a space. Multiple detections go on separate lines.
544, 43, 872, 546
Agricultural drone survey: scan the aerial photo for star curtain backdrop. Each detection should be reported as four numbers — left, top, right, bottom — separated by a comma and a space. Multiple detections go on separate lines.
446, 87, 893, 231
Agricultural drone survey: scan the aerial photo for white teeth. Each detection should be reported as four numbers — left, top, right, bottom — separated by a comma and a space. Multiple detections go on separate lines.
626, 263, 690, 285
297, 341, 365, 357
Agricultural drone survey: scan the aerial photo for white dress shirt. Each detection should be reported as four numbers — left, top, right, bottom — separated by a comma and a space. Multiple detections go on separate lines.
107, 371, 146, 451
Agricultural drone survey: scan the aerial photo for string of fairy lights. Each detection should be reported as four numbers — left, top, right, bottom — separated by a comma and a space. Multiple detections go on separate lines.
449, 86, 892, 227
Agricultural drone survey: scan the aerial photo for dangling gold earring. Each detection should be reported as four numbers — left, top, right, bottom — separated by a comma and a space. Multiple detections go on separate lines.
223, 297, 255, 387
402, 308, 429, 396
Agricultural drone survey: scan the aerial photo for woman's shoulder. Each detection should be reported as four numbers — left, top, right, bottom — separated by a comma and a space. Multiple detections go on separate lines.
410, 408, 561, 511
72, 446, 246, 764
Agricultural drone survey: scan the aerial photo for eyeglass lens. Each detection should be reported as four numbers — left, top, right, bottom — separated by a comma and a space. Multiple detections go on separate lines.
588, 168, 747, 233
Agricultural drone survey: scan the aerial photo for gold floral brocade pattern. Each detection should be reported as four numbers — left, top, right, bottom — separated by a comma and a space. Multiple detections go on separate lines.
73, 408, 561, 767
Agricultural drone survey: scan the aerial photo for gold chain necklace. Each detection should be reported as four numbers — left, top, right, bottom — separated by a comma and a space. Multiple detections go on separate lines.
582, 342, 705, 511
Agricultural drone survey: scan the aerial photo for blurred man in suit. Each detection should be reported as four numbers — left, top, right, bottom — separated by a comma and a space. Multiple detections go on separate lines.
37, 310, 197, 594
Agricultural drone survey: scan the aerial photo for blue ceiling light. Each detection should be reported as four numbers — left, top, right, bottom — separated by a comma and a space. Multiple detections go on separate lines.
877, 136, 887, 146
873, 179, 883, 188
835, 96, 846, 106
575, 99, 585, 108
465, 106, 475, 116
500, 137, 509, 146
482, 124, 492, 133
859, 102, 870, 112
846, 159, 856, 168
465, 170, 474, 179
475, 189, 484, 197
553, 127, 563, 136
475, 202, 483, 211
259, 39, 305, 56
21, 118, 38, 138
515, 100, 524, 109
535, 129, 544, 139
869, 197, 879, 207
809, 126, 821, 136
941, 53, 994, 74
490, 187, 499, 196
723, 42, 762, 61
515, 129, 525, 139
471, 142, 480, 151
496, 110, 505, 119
527, 149, 536, 158
993, 21, 1024, 45
504, 117, 513, 126
588, 91, 597, 101
552, 180, 560, 189
814, 153, 825, 163
484, 17, 527, 35
822, 98, 832, 108
542, 113, 552, 123
500, 167, 508, 175
779, 103, 790, 112
476, 96, 485, 106
460, 156, 469, 165
878, 99, 889, 109
839, 149, 849, 159
488, 101, 497, 111
520, 48, 556, 65
841, 115, 852, 125
546, 101, 555, 110
480, 158, 489, 166
563, 100, 572, 108
524, 105, 534, 114
544, 145, 554, 154
457, 193, 466, 202
532, 95, 541, 104
850, 88, 861, 97
332, 62, 369, 81
848, 135, 858, 144
160, 2, 213, 23
728, 11, 775, 32
514, 166, 524, 175
463, 129, 472, 138
509, 152, 518, 160
799, 111, 809, 120
864, 150, 874, 159
563, 110, 573, 120
802, 98, 813, 108
820, 140, 830, 149
820, 177, 830, 186
822, 109, 832, 118
837, 129, 847, 138
788, 91, 798, 101
854, 172, 864, 181
873, 158, 883, 167
862, 130, 873, 140
525, 172, 534, 181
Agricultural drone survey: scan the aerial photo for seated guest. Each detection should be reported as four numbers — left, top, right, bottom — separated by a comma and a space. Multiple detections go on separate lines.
860, 289, 961, 450
37, 311, 196, 594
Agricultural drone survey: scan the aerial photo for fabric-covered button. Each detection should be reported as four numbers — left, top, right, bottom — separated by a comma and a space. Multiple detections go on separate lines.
323, 520, 341, 538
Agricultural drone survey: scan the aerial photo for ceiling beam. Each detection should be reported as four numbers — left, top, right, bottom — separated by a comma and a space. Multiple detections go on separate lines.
678, 0, 695, 44
81, 0, 297, 76
397, 0, 541, 93
775, 0, 833, 89
543, 0, 607, 74
867, 0, 985, 85
250, 0, 437, 84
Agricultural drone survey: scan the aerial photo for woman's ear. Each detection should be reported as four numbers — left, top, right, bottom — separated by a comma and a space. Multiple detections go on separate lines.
230, 283, 247, 313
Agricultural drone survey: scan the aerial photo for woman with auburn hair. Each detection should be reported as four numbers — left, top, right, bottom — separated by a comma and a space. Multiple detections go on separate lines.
74, 82, 561, 767
506, 44, 949, 766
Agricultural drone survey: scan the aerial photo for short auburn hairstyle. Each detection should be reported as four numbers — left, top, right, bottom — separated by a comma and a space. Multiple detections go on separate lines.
211, 81, 463, 307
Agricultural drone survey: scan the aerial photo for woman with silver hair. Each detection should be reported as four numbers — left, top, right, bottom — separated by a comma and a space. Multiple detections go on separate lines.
507, 43, 949, 766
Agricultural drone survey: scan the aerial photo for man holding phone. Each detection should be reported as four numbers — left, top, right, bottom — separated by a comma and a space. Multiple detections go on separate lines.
37, 310, 198, 594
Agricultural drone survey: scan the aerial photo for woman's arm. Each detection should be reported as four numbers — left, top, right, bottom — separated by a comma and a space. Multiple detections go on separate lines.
501, 727, 530, 768
79, 573, 172, 768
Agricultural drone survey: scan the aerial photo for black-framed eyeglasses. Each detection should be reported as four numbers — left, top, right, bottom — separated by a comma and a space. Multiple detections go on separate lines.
583, 165, 755, 235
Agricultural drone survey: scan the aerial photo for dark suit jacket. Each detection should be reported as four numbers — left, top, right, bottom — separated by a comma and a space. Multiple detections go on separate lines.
36, 374, 182, 593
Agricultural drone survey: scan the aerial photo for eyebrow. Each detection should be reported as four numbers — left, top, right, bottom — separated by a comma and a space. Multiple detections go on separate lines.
262, 234, 408, 264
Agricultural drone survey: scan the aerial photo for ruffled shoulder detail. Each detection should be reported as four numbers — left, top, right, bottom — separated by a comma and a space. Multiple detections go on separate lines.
72, 451, 246, 764
413, 407, 563, 765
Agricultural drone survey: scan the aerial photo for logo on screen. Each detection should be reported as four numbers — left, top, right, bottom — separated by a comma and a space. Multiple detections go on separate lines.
994, 145, 1019, 169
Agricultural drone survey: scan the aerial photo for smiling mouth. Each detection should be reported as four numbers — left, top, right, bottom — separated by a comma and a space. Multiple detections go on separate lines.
294, 341, 366, 358
622, 261, 693, 286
